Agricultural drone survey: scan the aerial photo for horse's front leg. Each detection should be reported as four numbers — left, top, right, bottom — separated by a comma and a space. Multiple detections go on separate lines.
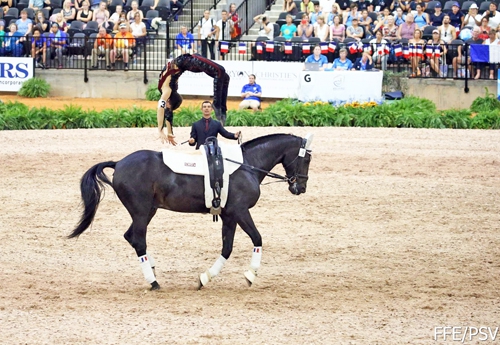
198, 217, 237, 289
236, 210, 262, 287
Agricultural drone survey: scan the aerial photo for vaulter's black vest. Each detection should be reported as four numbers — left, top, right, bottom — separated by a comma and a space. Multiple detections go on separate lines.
204, 137, 224, 222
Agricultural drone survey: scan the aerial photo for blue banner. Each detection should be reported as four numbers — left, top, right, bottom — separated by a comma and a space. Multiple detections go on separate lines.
470, 45, 489, 63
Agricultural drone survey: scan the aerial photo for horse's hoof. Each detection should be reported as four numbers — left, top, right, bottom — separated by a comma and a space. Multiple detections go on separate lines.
150, 281, 160, 290
244, 269, 256, 287
245, 277, 253, 287
198, 271, 211, 290
197, 278, 204, 290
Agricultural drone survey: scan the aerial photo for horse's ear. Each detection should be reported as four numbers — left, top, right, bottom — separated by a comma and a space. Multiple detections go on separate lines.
305, 133, 314, 150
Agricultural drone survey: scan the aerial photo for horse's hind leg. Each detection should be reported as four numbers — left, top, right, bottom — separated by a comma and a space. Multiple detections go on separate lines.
198, 217, 237, 289
235, 210, 263, 287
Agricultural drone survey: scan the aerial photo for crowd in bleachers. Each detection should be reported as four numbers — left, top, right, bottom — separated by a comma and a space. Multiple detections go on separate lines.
248, 0, 500, 78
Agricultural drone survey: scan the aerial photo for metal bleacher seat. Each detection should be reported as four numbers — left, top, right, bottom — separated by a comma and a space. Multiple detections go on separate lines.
422, 25, 437, 40
479, 0, 492, 13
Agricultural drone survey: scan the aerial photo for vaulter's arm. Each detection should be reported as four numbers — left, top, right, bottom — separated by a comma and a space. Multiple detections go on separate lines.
218, 123, 240, 140
157, 75, 177, 145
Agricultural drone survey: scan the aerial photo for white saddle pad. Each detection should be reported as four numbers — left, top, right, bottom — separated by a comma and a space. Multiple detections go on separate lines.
162, 141, 243, 209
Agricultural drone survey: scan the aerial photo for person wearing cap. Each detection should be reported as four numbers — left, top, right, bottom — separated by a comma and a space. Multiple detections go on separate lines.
109, 23, 135, 71
429, 1, 444, 27
463, 3, 482, 28
156, 54, 231, 145
346, 17, 363, 41
447, 2, 464, 29
48, 22, 68, 68
427, 28, 447, 77
482, 2, 500, 29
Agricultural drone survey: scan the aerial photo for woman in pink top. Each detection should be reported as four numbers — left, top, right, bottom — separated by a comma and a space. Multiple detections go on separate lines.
92, 1, 110, 29
329, 16, 345, 42
398, 13, 416, 40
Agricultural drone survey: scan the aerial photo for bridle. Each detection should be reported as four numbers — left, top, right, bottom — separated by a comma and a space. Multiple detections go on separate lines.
225, 137, 311, 185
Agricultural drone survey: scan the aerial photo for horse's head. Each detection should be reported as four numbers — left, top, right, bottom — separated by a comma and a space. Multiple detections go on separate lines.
283, 134, 313, 195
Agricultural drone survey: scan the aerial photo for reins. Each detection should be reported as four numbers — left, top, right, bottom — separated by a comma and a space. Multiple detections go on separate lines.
224, 158, 291, 184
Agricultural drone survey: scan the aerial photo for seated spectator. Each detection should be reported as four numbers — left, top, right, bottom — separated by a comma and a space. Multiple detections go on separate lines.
483, 2, 500, 30
238, 74, 262, 111
297, 13, 314, 40
62, 0, 76, 25
478, 17, 491, 41
357, 0, 370, 11
439, 15, 456, 44
53, 13, 69, 33
329, 15, 345, 42
326, 48, 353, 70
130, 11, 146, 48
283, 0, 298, 17
394, 7, 407, 26
310, 2, 322, 25
48, 22, 68, 68
31, 27, 47, 68
346, 18, 363, 41
414, 4, 429, 29
301, 0, 314, 15
303, 44, 328, 70
109, 5, 123, 27
409, 0, 426, 12
254, 13, 274, 40
0, 21, 5, 45
382, 15, 398, 41
109, 23, 135, 71
1, 0, 11, 16
370, 30, 389, 70
127, 1, 143, 22
447, 2, 464, 30
29, 0, 44, 12
280, 14, 297, 41
1, 23, 24, 57
344, 4, 361, 28
462, 3, 481, 29
397, 13, 416, 40
326, 3, 341, 26
16, 10, 33, 56
478, 29, 498, 79
374, 8, 391, 32
408, 28, 425, 77
170, 0, 183, 20
397, 0, 412, 13
113, 12, 130, 33
427, 29, 447, 77
429, 2, 443, 27
175, 25, 195, 57
34, 10, 50, 32
452, 26, 483, 78
359, 9, 373, 38
77, 1, 94, 25
320, 0, 335, 16
93, 1, 110, 29
352, 51, 374, 70
90, 26, 111, 69
74, 0, 84, 10
314, 15, 329, 41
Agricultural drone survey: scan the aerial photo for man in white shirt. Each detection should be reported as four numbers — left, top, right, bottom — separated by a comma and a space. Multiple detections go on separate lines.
253, 13, 274, 39
215, 10, 234, 41
198, 10, 217, 59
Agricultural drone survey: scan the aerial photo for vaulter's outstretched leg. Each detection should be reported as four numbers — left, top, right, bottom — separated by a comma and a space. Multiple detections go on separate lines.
236, 210, 263, 286
198, 217, 237, 289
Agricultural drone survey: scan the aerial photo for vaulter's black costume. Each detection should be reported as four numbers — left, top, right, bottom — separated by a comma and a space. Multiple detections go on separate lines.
158, 54, 230, 126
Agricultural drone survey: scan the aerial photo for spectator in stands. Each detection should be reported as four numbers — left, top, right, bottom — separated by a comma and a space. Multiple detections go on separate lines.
346, 17, 363, 41
297, 13, 314, 40
0, 21, 4, 45
478, 17, 491, 40
93, 1, 110, 29
109, 5, 123, 27
303, 44, 328, 69
215, 9, 234, 45
452, 26, 483, 78
392, 0, 410, 14
382, 15, 398, 41
359, 9, 373, 38
29, 0, 44, 12
336, 0, 350, 12
16, 10, 33, 56
310, 2, 322, 25
314, 15, 330, 41
344, 4, 361, 28
301, 0, 314, 15
329, 15, 345, 42
480, 29, 499, 79
48, 23, 67, 68
170, 0, 183, 20
229, 3, 242, 39
373, 8, 390, 32
198, 10, 216, 59
90, 25, 111, 70
1, 0, 11, 16
429, 2, 443, 27
283, 0, 298, 17
109, 23, 135, 71
113, 12, 130, 33
447, 2, 463, 30
34, 10, 49, 32
280, 14, 297, 40
370, 29, 388, 70
74, 0, 84, 10
409, 28, 425, 77
394, 7, 406, 26
326, 48, 353, 70
62, 0, 76, 25
496, 23, 500, 39
127, 1, 143, 22
397, 13, 416, 39
409, 0, 426, 12
352, 51, 373, 70
1, 23, 24, 57
53, 13, 69, 33
254, 13, 274, 39
439, 15, 456, 44
482, 2, 500, 29
462, 3, 481, 29
239, 74, 262, 111
130, 11, 146, 60
31, 27, 47, 68
175, 25, 195, 57
414, 4, 429, 29
320, 0, 335, 17
326, 3, 341, 26
427, 29, 447, 77
77, 1, 94, 26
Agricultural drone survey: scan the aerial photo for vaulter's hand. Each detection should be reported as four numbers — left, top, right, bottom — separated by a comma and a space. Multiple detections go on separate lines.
188, 138, 195, 145
167, 133, 177, 146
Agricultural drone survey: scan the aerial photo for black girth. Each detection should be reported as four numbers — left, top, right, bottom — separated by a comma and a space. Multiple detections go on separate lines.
204, 136, 224, 222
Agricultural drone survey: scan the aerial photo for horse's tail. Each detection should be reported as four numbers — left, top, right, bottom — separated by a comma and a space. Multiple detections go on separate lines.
68, 161, 116, 239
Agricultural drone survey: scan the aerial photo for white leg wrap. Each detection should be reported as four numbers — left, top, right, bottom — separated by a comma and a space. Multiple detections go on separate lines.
208, 255, 227, 278
250, 246, 262, 271
139, 255, 156, 284
146, 252, 155, 268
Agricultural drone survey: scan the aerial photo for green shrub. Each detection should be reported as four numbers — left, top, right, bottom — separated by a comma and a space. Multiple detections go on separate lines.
18, 77, 51, 98
145, 84, 161, 101
470, 88, 500, 113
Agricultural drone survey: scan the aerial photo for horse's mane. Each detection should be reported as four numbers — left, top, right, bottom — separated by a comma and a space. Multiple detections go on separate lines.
241, 133, 300, 151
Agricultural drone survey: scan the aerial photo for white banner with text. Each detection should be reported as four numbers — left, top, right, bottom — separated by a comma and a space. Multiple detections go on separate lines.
0, 57, 35, 92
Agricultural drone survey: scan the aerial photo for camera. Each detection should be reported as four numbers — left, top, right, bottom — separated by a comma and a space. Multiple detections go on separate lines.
489, 11, 495, 17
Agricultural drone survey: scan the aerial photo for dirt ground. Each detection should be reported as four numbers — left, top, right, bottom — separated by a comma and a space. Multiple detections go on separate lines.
0, 109, 499, 343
